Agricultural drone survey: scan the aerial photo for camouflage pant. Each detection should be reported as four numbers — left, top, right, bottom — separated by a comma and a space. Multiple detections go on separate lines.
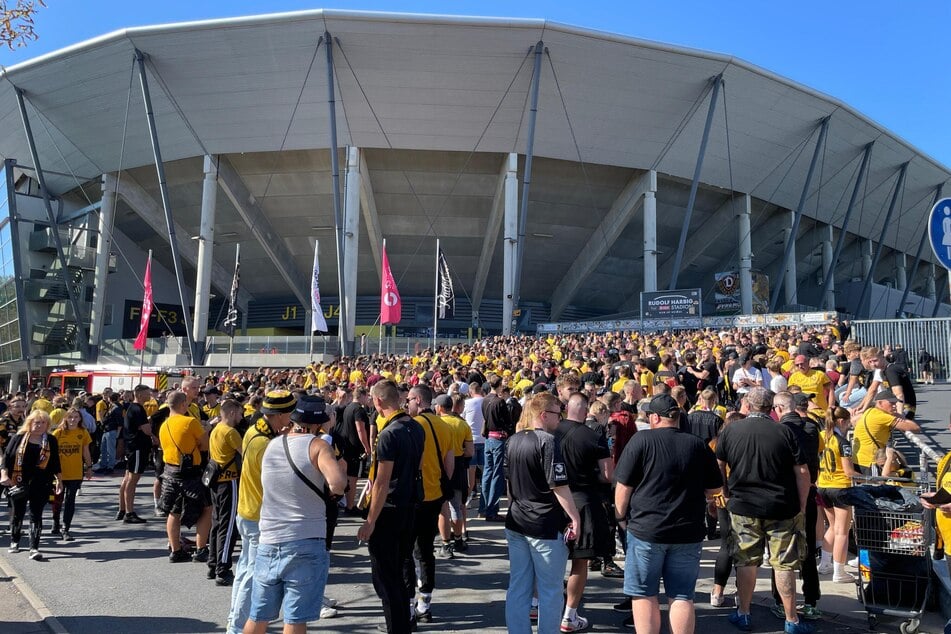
729, 512, 805, 571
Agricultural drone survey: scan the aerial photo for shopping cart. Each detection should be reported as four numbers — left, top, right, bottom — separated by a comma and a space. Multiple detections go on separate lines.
849, 477, 933, 633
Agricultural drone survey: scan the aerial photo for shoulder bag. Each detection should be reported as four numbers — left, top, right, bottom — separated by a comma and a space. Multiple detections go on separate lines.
422, 414, 454, 502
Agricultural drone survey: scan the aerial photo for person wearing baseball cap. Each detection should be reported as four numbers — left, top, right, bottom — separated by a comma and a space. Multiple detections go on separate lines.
227, 389, 296, 634
614, 393, 722, 634
851, 390, 920, 475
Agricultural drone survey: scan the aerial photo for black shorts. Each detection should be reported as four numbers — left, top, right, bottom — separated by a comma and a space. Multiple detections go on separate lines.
152, 448, 165, 478
126, 448, 149, 475
158, 469, 210, 528
568, 492, 614, 560
817, 487, 850, 509
344, 454, 362, 478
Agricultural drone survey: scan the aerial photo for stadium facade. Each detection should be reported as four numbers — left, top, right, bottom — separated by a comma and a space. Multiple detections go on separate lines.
0, 9, 948, 377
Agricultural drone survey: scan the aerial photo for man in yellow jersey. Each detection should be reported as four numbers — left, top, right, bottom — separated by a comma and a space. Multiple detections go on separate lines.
207, 398, 243, 586
787, 355, 832, 416
227, 390, 295, 634
851, 390, 920, 475
405, 385, 455, 624
158, 391, 210, 564
434, 393, 473, 556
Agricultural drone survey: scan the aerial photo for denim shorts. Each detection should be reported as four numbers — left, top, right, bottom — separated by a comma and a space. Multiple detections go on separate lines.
623, 532, 702, 600
248, 537, 329, 624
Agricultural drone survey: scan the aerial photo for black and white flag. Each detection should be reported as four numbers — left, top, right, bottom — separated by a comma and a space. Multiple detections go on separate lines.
222, 248, 240, 337
437, 248, 455, 320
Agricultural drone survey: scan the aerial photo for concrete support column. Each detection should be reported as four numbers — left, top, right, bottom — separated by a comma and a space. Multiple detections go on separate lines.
737, 194, 753, 314
90, 174, 117, 358
927, 263, 937, 301
894, 252, 907, 291
502, 153, 518, 336
783, 211, 798, 307
643, 183, 658, 292
193, 156, 217, 363
862, 240, 873, 279
821, 224, 835, 310
343, 147, 361, 345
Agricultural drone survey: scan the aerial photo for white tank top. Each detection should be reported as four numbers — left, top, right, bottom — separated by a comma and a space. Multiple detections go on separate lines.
259, 434, 328, 544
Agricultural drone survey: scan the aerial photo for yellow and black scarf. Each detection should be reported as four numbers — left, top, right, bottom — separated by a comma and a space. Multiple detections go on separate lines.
13, 432, 50, 485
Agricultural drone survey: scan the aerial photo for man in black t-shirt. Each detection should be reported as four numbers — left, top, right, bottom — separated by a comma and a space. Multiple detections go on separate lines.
481, 374, 513, 521
336, 387, 372, 512
504, 391, 580, 634
556, 393, 614, 631
882, 360, 916, 420
715, 387, 811, 633
614, 394, 721, 634
117, 384, 153, 525
358, 380, 424, 634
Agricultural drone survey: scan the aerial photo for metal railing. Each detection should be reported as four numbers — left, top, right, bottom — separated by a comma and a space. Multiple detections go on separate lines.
852, 317, 951, 382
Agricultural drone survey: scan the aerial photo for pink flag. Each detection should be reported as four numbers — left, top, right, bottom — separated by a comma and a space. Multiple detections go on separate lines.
133, 256, 153, 351
380, 244, 402, 325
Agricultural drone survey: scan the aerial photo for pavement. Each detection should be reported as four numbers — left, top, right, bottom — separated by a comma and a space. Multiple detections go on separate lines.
0, 382, 949, 634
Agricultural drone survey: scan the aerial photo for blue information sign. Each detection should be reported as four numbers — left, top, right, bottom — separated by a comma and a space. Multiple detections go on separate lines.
930, 197, 951, 271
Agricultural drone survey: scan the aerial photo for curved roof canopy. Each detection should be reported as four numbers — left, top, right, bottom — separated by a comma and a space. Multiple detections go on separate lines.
1, 9, 947, 311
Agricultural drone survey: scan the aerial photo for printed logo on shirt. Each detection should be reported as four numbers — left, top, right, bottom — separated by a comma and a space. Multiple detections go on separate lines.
553, 462, 567, 481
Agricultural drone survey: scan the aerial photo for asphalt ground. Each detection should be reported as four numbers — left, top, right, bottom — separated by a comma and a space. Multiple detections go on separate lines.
1, 382, 949, 634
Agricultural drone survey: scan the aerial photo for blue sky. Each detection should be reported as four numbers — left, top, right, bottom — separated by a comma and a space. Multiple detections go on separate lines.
3, 1, 950, 166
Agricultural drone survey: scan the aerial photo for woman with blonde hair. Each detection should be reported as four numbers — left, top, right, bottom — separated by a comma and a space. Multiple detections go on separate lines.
0, 410, 63, 559
816, 406, 857, 582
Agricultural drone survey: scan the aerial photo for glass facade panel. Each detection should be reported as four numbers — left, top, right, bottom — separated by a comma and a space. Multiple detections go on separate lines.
0, 169, 20, 364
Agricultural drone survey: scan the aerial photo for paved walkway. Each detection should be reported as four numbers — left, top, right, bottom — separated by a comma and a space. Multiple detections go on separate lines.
0, 383, 948, 634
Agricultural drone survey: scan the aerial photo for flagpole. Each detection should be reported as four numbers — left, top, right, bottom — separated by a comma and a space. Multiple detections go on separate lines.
138, 249, 152, 383
432, 238, 439, 351
309, 242, 316, 359
380, 238, 387, 356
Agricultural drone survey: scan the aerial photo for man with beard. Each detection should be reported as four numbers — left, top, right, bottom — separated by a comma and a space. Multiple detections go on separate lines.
335, 387, 372, 513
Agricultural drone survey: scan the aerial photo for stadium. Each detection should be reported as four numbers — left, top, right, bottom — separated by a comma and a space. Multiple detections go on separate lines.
0, 8, 948, 376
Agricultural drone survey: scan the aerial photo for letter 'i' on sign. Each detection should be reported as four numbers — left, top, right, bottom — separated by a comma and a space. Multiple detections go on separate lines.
929, 197, 951, 271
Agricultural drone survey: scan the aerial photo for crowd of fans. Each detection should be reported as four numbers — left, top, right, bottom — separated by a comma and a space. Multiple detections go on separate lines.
0, 320, 941, 633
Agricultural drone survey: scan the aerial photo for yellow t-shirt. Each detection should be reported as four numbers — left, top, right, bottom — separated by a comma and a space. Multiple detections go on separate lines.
144, 399, 160, 418
817, 429, 852, 489
852, 407, 897, 468
159, 413, 204, 467
441, 412, 472, 457
934, 452, 951, 547
787, 369, 832, 414
611, 378, 627, 395
639, 370, 655, 397
52, 427, 92, 481
237, 424, 274, 521
95, 399, 108, 422
203, 403, 221, 420
209, 423, 242, 483
31, 398, 52, 414
415, 412, 455, 503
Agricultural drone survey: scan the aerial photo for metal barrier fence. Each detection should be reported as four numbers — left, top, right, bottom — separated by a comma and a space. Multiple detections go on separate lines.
852, 318, 951, 382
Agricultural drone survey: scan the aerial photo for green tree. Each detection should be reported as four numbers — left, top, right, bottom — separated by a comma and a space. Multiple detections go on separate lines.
1, 1, 46, 50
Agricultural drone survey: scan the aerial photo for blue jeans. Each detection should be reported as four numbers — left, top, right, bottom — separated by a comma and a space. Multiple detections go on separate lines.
623, 532, 701, 600
505, 528, 568, 634
98, 429, 116, 470
835, 384, 866, 409
228, 516, 260, 634
481, 437, 506, 517
249, 537, 329, 624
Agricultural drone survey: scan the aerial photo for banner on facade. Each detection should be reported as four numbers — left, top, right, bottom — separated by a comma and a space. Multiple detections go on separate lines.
713, 270, 770, 315
640, 289, 701, 320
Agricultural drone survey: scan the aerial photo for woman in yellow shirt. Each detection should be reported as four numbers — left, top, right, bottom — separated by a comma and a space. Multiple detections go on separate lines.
51, 408, 93, 541
816, 406, 857, 582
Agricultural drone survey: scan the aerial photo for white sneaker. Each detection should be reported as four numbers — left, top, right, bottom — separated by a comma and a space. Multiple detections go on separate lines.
29, 549, 41, 560
847, 556, 859, 567
560, 615, 590, 632
816, 561, 833, 575
833, 571, 856, 583
710, 593, 725, 607
8, 543, 19, 553
319, 606, 338, 619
